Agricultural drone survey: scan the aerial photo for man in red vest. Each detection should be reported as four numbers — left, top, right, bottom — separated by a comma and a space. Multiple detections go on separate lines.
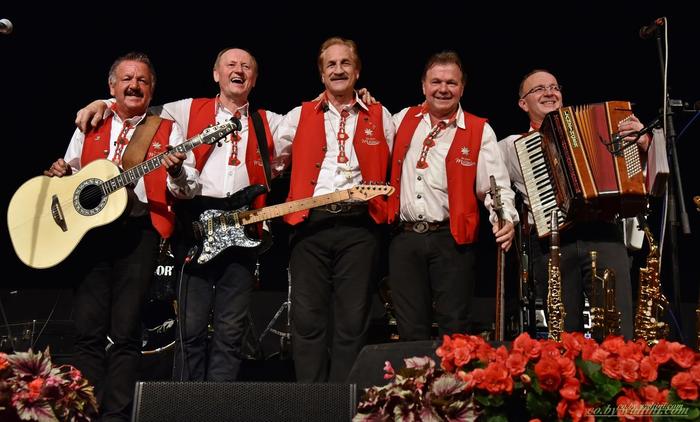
45, 52, 183, 422
75, 48, 287, 382
387, 51, 517, 341
498, 69, 650, 339
276, 37, 395, 382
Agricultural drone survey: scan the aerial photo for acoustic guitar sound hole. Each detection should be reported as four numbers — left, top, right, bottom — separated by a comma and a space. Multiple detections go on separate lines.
78, 184, 104, 210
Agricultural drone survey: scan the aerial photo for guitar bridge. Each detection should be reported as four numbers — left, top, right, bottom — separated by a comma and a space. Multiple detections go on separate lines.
51, 194, 68, 232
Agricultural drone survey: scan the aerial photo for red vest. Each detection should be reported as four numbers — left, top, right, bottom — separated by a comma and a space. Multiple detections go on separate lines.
187, 98, 273, 210
388, 106, 486, 244
82, 116, 176, 238
284, 101, 390, 225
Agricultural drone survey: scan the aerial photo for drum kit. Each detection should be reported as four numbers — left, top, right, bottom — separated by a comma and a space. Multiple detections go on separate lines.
112, 239, 293, 360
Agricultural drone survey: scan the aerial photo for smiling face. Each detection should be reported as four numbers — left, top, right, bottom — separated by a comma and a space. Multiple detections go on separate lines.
213, 48, 257, 103
319, 43, 360, 98
109, 60, 154, 119
518, 71, 562, 126
422, 63, 464, 120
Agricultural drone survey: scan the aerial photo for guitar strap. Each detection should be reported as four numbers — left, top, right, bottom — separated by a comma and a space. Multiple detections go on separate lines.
250, 109, 272, 191
122, 114, 163, 170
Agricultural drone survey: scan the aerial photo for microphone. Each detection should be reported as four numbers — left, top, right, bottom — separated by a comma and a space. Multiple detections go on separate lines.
0, 18, 13, 34
639, 17, 664, 40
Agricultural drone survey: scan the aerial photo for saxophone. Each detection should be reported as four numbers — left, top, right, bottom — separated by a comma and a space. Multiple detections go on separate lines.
547, 212, 566, 341
589, 251, 620, 342
633, 225, 669, 345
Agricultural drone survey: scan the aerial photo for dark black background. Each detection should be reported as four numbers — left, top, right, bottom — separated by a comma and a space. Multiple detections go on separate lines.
1, 3, 699, 333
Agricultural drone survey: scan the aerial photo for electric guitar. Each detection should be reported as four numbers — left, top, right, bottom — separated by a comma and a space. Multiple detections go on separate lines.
7, 118, 240, 269
189, 183, 395, 265
489, 175, 507, 342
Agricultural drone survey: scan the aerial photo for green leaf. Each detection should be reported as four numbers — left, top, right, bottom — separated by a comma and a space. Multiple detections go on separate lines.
596, 380, 622, 402
525, 391, 553, 418
475, 393, 504, 408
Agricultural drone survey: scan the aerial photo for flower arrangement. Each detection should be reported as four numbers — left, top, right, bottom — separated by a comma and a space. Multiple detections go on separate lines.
0, 348, 98, 422
354, 332, 700, 421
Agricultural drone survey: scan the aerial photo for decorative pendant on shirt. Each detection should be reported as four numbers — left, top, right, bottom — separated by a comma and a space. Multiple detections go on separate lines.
415, 121, 447, 169
228, 132, 242, 166
111, 122, 132, 166
228, 111, 243, 166
337, 109, 350, 163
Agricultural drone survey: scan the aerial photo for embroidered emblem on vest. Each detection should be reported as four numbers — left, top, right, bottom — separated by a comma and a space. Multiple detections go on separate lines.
455, 146, 476, 167
361, 122, 380, 146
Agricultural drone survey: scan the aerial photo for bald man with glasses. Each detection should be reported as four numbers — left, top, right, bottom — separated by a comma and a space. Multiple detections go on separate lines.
498, 69, 650, 339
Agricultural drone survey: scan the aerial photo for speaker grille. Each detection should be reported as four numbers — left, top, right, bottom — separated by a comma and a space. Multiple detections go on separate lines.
132, 381, 356, 422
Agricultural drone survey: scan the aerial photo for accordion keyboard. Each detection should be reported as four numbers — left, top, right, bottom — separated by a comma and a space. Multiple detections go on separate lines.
515, 131, 567, 237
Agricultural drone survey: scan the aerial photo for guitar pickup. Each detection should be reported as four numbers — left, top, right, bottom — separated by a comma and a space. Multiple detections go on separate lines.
51, 195, 68, 232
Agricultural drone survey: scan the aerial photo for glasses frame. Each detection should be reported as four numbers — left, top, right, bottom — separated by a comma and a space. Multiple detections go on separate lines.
520, 84, 563, 99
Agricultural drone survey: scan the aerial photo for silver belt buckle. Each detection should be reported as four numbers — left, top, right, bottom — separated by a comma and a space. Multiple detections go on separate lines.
412, 221, 429, 233
326, 203, 342, 214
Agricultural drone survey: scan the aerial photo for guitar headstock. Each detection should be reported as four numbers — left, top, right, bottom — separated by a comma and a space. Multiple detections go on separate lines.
348, 184, 395, 200
201, 116, 243, 145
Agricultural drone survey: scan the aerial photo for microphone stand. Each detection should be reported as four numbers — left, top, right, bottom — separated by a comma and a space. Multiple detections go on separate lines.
652, 26, 691, 339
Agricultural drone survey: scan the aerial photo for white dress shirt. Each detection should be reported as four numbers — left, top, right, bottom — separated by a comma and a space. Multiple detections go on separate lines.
276, 94, 395, 197
158, 98, 286, 199
393, 105, 518, 226
499, 128, 535, 224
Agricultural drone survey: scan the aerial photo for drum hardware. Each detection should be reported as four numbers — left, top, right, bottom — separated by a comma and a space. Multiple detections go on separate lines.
257, 268, 292, 359
240, 310, 264, 360
377, 277, 399, 341
108, 238, 178, 355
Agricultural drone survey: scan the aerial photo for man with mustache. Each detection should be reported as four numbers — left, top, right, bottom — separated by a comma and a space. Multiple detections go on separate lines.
498, 69, 650, 338
75, 47, 288, 382
276, 36, 395, 382
387, 51, 517, 341
45, 52, 184, 422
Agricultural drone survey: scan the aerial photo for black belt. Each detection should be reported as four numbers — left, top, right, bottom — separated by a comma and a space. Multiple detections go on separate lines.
401, 220, 448, 233
313, 202, 368, 214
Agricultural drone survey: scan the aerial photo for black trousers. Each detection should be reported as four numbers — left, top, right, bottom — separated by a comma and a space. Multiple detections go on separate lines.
289, 209, 380, 382
71, 217, 159, 422
531, 222, 634, 338
172, 249, 255, 381
388, 227, 477, 341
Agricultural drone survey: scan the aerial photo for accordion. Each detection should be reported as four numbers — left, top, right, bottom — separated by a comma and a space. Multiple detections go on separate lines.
515, 101, 647, 237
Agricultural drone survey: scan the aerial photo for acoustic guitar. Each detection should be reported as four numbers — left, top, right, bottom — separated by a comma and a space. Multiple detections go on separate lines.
7, 119, 239, 269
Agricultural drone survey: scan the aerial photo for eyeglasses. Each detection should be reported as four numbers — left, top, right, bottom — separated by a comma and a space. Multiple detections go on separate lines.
520, 84, 562, 99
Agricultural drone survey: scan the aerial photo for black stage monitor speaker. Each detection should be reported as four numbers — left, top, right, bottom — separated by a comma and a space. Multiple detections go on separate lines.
347, 340, 441, 396
132, 381, 357, 422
